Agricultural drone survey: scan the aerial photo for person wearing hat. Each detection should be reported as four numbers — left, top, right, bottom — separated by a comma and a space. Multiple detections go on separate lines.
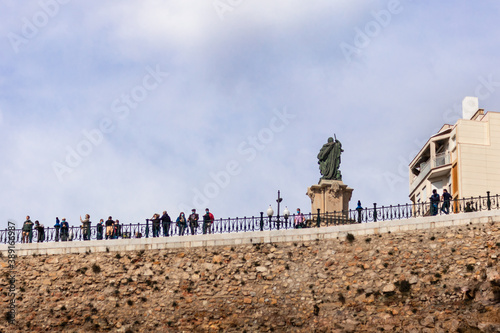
188, 209, 199, 235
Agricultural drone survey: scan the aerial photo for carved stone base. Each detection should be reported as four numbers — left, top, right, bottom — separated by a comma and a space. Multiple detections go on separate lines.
306, 180, 353, 214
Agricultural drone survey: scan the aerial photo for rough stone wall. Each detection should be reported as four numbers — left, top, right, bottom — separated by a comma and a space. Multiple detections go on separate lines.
2, 221, 500, 332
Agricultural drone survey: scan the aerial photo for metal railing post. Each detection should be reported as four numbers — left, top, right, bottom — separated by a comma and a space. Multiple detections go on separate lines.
317, 209, 321, 228
373, 203, 377, 222
260, 212, 264, 231
487, 191, 491, 210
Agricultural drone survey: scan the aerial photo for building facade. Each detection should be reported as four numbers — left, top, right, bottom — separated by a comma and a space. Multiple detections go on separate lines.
409, 97, 500, 206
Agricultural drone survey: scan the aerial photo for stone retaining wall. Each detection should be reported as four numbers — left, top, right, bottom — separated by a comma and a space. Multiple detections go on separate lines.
1, 211, 500, 332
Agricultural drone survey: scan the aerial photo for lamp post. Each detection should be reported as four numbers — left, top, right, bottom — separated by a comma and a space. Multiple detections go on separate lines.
276, 190, 283, 230
267, 191, 284, 230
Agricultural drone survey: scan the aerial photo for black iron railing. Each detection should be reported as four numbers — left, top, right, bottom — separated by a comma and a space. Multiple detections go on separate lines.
2, 192, 498, 244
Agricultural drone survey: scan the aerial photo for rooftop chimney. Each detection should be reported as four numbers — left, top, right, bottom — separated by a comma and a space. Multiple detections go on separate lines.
462, 96, 478, 120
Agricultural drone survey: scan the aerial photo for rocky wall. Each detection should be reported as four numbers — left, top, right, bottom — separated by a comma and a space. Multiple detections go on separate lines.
2, 220, 500, 332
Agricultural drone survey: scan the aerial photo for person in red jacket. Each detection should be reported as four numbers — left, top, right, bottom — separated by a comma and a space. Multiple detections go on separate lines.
203, 208, 214, 234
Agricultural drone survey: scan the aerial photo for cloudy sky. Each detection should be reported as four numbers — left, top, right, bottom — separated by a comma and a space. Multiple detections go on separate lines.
1, 0, 500, 229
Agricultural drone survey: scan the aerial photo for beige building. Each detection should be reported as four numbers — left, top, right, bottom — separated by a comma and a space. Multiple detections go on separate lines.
409, 97, 500, 206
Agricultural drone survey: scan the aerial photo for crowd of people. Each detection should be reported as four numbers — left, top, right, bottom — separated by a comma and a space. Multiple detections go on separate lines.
18, 193, 476, 244
20, 208, 217, 243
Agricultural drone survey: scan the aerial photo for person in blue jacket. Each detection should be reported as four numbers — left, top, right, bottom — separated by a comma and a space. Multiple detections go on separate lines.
54, 217, 61, 242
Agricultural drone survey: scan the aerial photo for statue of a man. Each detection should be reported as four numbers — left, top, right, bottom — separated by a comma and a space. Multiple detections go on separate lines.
317, 136, 343, 181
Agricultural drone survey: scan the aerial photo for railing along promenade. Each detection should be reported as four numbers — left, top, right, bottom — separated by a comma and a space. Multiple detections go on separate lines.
2, 191, 499, 245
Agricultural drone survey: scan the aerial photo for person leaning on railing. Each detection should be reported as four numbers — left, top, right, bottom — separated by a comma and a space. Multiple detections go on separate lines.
150, 213, 161, 238
441, 189, 452, 214
111, 219, 121, 239
105, 216, 114, 239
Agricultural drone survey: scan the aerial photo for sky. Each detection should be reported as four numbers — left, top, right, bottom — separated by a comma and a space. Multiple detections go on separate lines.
1, 0, 500, 229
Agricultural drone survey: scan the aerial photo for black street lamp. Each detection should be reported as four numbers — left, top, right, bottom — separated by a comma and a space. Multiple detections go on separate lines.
276, 190, 283, 230
267, 191, 287, 230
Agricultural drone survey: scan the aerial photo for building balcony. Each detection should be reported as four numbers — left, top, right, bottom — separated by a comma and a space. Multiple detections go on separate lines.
410, 151, 451, 194
434, 151, 450, 168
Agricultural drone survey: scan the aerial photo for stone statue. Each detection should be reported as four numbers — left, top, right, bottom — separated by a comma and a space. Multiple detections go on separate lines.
317, 136, 343, 181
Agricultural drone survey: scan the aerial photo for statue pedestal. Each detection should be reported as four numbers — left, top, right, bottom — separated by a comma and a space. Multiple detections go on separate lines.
306, 180, 353, 215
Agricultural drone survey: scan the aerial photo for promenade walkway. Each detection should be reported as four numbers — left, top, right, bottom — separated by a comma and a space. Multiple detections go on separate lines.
3, 209, 499, 256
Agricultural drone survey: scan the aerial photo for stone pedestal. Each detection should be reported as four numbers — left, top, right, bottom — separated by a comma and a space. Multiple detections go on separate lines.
306, 180, 353, 214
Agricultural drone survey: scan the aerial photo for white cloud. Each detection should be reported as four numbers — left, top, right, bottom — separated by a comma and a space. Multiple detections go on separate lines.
1, 1, 500, 229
